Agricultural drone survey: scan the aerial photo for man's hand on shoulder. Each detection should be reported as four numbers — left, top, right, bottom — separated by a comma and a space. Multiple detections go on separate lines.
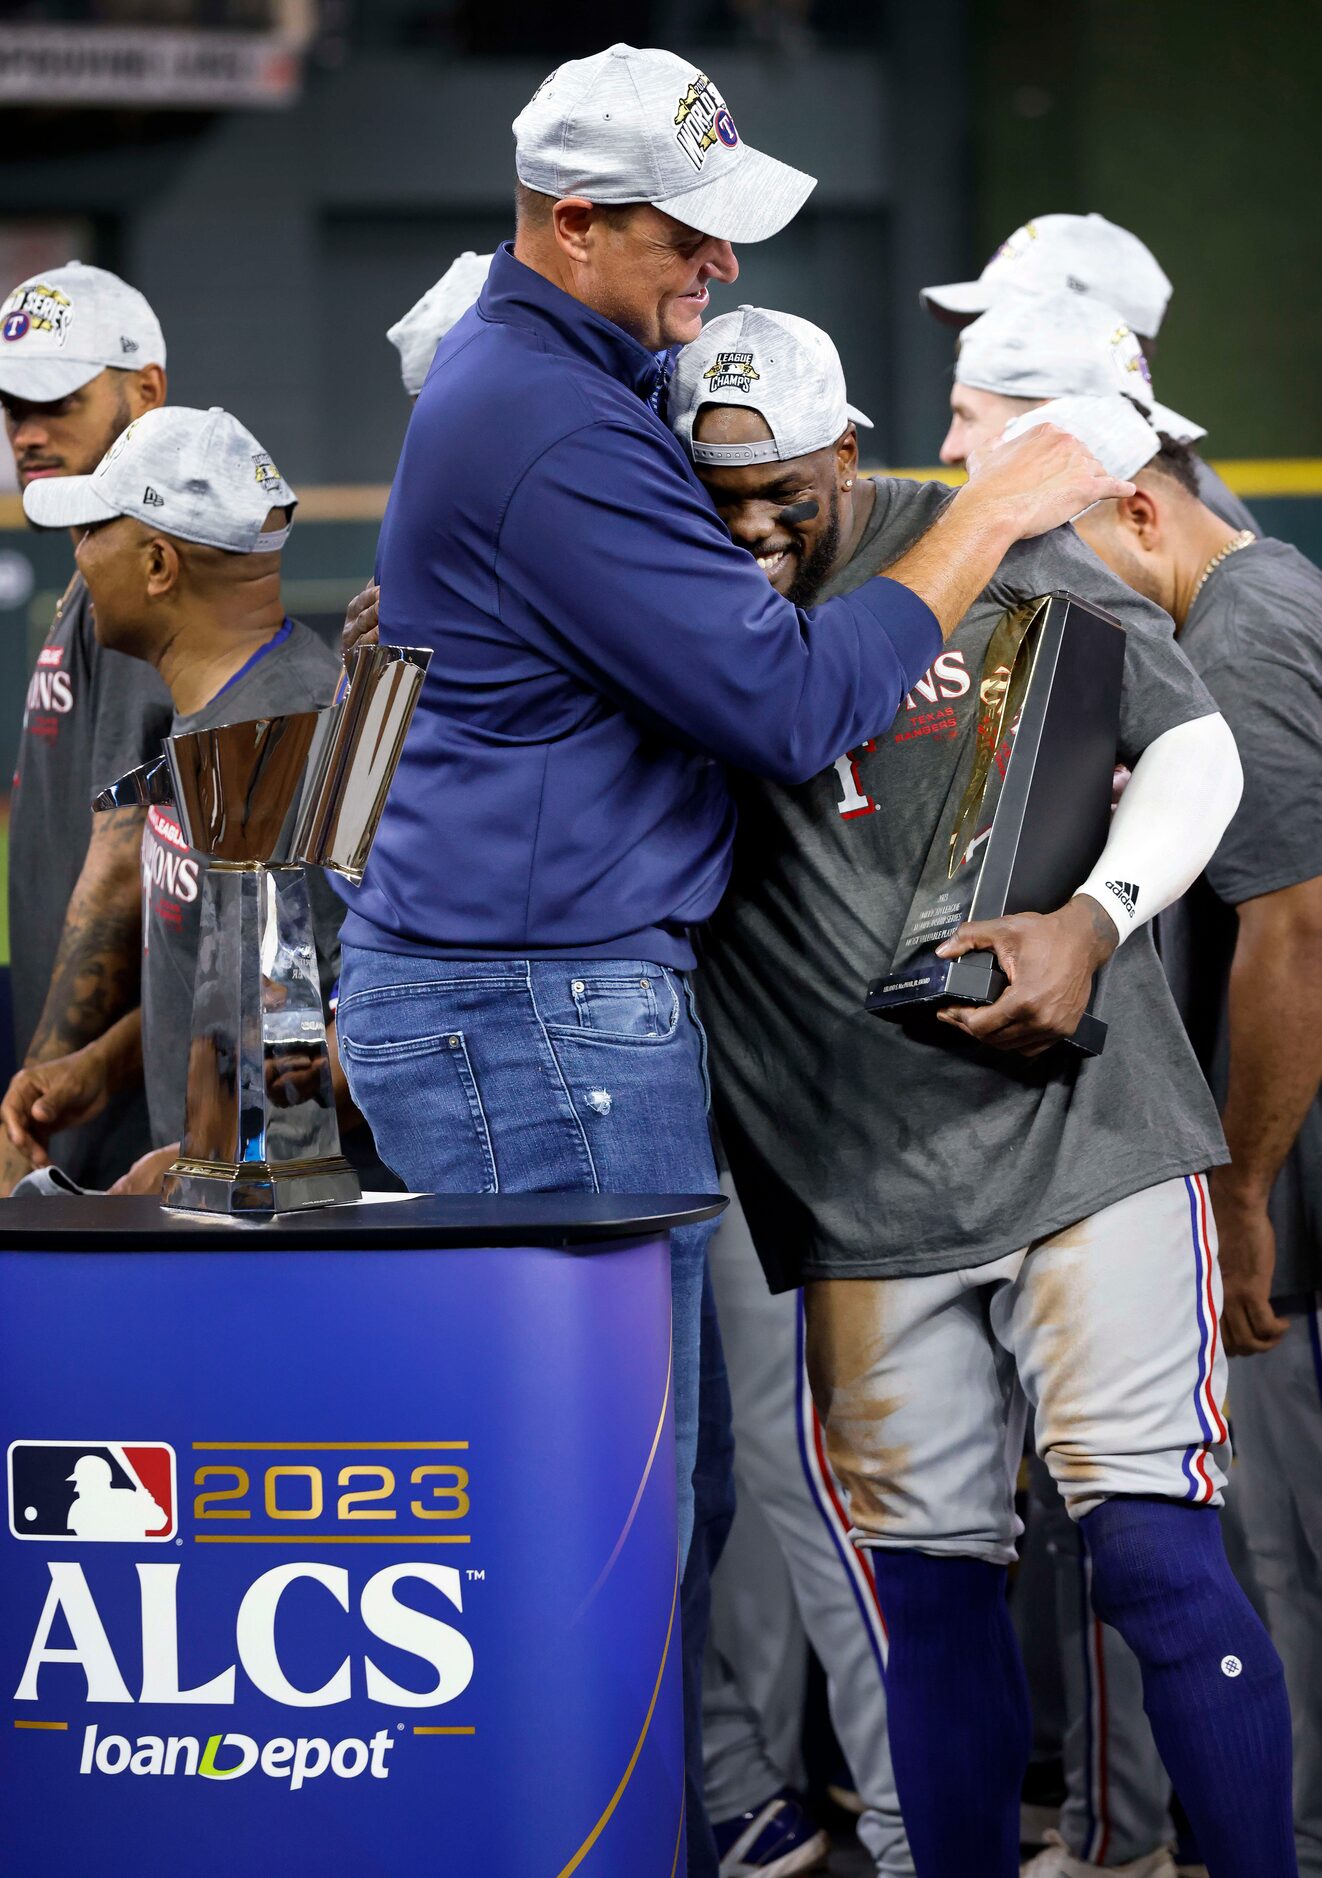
881, 429, 1134, 648
934, 893, 1119, 1055
342, 582, 380, 661
961, 424, 1135, 548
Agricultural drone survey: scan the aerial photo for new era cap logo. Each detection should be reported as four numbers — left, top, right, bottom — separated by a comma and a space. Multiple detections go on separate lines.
1105, 879, 1139, 917
8, 1440, 177, 1541
121, 334, 139, 354
142, 486, 164, 507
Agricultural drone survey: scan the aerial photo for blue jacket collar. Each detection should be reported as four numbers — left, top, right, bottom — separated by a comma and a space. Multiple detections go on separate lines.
478, 242, 665, 404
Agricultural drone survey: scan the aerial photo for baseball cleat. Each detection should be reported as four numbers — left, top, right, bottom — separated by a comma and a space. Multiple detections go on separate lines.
713, 1789, 831, 1876
1021, 1830, 1177, 1877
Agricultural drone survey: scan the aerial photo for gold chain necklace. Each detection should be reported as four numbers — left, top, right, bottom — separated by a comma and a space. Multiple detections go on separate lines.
1190, 529, 1255, 608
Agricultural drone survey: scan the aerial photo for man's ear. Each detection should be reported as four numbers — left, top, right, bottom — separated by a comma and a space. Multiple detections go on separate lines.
1116, 484, 1162, 549
128, 363, 167, 418
550, 198, 597, 267
836, 426, 860, 489
143, 534, 181, 600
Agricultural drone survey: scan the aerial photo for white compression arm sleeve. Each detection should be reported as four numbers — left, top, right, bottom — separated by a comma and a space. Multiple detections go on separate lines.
1076, 712, 1244, 945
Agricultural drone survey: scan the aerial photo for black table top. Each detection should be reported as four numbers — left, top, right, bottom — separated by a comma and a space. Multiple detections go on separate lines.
0, 1192, 727, 1253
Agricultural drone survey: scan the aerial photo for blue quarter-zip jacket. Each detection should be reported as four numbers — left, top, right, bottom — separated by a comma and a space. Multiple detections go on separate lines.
340, 243, 941, 968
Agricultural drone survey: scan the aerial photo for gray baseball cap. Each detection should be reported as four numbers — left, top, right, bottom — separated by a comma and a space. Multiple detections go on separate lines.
921, 213, 1173, 339
388, 252, 493, 397
670, 306, 873, 466
0, 261, 166, 403
955, 291, 1204, 442
1002, 395, 1161, 483
514, 44, 815, 243
23, 405, 297, 552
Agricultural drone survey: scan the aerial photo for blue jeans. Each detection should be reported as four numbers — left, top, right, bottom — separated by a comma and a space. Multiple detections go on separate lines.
336, 945, 722, 1564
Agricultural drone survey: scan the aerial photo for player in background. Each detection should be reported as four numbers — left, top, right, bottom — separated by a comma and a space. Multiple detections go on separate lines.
1031, 390, 1322, 1878
341, 251, 492, 655
920, 212, 1256, 533
671, 305, 1298, 1878
0, 407, 356, 1195
0, 263, 173, 1193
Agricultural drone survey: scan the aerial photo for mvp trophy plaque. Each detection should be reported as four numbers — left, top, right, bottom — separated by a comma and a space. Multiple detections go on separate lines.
865, 591, 1125, 1056
94, 643, 431, 1214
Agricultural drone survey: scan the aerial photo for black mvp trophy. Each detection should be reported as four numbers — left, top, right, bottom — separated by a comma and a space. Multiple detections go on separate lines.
865, 590, 1125, 1055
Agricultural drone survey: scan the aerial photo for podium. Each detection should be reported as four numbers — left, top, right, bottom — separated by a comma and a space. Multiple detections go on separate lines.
0, 1192, 722, 1877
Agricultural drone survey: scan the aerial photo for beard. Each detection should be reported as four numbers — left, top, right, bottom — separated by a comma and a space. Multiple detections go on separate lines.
89, 378, 135, 472
784, 487, 841, 608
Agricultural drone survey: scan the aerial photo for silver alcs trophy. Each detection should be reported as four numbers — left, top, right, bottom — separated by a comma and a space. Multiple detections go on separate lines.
94, 643, 431, 1216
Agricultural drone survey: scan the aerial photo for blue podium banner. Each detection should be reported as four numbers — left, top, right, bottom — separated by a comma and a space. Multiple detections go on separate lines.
0, 1233, 681, 1877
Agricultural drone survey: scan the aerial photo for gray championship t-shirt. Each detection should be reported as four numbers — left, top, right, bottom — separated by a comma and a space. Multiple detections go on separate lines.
9, 573, 174, 1184
699, 478, 1227, 1289
141, 619, 345, 1149
1158, 538, 1322, 1295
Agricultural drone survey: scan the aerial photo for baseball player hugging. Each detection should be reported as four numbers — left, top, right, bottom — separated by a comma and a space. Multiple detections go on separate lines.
674, 307, 1298, 1878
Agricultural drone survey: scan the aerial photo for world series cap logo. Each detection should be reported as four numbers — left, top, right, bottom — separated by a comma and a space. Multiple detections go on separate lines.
8, 1440, 177, 1542
0, 282, 73, 347
674, 72, 739, 171
1109, 322, 1153, 391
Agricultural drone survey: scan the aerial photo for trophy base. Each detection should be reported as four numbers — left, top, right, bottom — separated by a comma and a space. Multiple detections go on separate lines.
866, 955, 1107, 1057
160, 1156, 362, 1217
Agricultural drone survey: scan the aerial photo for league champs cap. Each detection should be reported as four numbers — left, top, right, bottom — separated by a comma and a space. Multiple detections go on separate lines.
387, 252, 493, 397
669, 306, 873, 465
955, 291, 1204, 443
0, 261, 166, 403
513, 43, 816, 244
23, 405, 297, 552
1001, 395, 1161, 483
921, 213, 1173, 340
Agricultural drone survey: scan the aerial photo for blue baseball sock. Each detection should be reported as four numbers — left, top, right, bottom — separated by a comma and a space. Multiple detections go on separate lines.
868, 1551, 1031, 1877
1082, 1497, 1296, 1877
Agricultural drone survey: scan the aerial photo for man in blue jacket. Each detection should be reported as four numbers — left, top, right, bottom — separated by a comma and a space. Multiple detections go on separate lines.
334, 41, 1129, 1568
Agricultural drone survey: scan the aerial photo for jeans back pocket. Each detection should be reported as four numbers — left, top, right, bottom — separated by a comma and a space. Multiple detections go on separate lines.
339, 1021, 498, 1193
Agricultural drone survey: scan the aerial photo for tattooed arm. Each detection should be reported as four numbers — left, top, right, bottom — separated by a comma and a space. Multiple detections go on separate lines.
24, 806, 145, 1062
0, 807, 145, 1194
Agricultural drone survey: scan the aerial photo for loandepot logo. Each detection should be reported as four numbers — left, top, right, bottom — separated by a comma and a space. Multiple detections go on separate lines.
11, 1433, 479, 1791
80, 1723, 395, 1786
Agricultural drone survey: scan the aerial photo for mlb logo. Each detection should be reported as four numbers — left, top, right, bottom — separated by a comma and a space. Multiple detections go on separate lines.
8, 1441, 177, 1542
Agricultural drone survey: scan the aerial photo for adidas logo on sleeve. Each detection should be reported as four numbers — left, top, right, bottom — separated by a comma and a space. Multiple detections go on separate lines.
1105, 879, 1139, 917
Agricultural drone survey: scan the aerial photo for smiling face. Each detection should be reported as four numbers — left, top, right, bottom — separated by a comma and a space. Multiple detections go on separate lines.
1, 363, 166, 496
939, 382, 1043, 468
535, 196, 739, 351
692, 403, 852, 606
